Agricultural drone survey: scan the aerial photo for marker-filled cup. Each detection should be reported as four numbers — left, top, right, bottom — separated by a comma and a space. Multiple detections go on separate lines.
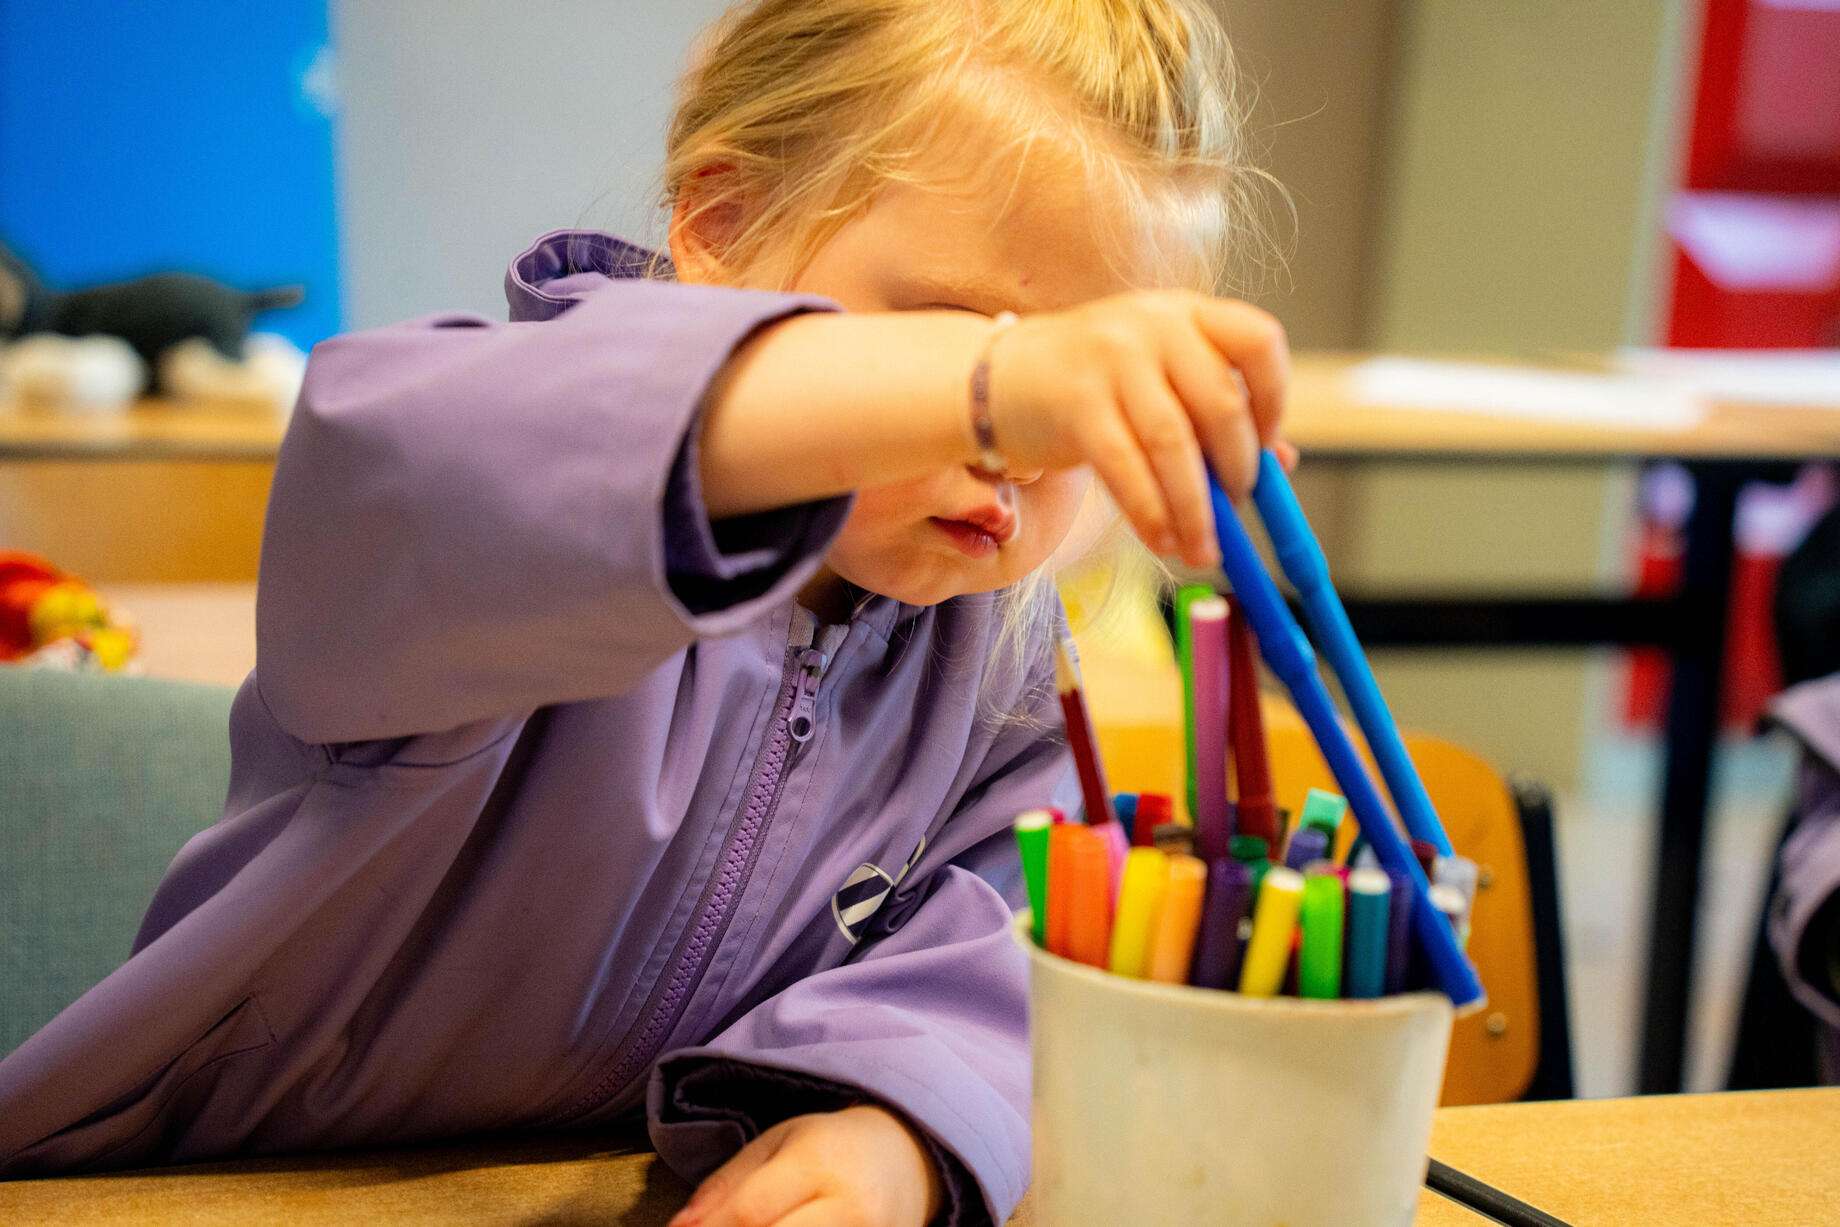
1017, 913, 1453, 1227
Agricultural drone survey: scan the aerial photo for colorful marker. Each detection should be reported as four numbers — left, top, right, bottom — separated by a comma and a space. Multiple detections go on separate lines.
1435, 854, 1480, 921
1175, 583, 1213, 827
1230, 833, 1272, 895
1147, 854, 1208, 983
1190, 857, 1254, 990
1297, 789, 1348, 848
1045, 824, 1080, 958
1108, 847, 1170, 978
1253, 452, 1455, 856
1298, 864, 1346, 999
1238, 866, 1305, 998
1283, 826, 1329, 873
1065, 825, 1114, 968
1014, 808, 1054, 947
1189, 596, 1232, 865
1132, 792, 1173, 850
1344, 867, 1392, 999
1207, 469, 1484, 1007
1053, 636, 1117, 827
1383, 867, 1413, 995
1226, 597, 1279, 846
1431, 883, 1470, 951
1113, 793, 1139, 843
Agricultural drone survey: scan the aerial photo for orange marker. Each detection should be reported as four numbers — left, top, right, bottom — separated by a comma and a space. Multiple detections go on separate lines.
1065, 826, 1114, 968
1045, 824, 1080, 959
1147, 854, 1208, 983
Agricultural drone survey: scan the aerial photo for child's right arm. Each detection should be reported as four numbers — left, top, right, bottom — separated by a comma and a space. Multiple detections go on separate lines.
699, 288, 1290, 567
259, 282, 1286, 746
257, 279, 847, 745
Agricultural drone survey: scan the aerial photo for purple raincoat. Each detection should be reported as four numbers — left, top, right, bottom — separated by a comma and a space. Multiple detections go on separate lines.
0, 231, 1078, 1225
1768, 671, 1840, 1081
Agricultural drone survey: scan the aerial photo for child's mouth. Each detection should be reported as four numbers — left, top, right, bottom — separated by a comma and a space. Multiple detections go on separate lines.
930, 518, 1002, 558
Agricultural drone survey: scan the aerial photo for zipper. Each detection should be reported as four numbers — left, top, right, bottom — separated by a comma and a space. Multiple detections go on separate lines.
788, 650, 823, 743
541, 619, 826, 1125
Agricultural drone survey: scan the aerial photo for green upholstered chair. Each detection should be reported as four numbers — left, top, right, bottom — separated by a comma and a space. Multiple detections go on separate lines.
0, 669, 235, 1056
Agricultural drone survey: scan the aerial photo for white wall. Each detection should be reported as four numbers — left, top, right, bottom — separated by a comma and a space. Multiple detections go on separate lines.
332, 0, 734, 329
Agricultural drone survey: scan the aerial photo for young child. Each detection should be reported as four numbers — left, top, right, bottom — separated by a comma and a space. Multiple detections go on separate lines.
0, 2, 1289, 1223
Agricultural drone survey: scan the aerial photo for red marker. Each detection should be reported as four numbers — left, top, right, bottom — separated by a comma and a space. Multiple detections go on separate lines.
1132, 793, 1173, 849
1054, 636, 1117, 827
1226, 598, 1278, 845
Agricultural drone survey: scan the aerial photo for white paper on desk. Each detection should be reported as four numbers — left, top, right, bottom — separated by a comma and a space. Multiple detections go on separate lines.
1346, 357, 1709, 430
1614, 348, 1840, 408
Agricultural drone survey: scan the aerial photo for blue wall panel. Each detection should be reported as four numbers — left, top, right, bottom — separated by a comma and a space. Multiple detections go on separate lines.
0, 0, 341, 349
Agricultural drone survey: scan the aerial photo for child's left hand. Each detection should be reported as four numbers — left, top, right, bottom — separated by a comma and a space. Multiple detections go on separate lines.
666, 1104, 945, 1227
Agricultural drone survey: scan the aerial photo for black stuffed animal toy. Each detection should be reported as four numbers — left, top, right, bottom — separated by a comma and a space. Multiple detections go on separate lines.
0, 241, 301, 398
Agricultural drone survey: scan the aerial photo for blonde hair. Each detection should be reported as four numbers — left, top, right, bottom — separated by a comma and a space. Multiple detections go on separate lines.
662, 0, 1279, 706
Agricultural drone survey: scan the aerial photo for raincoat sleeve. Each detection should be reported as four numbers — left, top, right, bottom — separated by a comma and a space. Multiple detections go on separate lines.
647, 652, 1082, 1227
1768, 674, 1840, 1030
257, 278, 845, 745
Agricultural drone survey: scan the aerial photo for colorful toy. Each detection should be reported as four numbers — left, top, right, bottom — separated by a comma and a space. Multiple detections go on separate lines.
0, 551, 138, 671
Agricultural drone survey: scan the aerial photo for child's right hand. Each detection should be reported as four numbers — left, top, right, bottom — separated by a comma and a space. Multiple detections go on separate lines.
985, 289, 1291, 568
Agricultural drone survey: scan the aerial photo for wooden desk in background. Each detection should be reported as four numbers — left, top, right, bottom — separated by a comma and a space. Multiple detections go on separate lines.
0, 399, 285, 584
2, 1089, 1833, 1224
15, 360, 1840, 1089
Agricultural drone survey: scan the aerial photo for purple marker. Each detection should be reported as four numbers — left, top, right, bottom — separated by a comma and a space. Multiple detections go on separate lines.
1189, 858, 1254, 989
1383, 867, 1413, 995
1189, 596, 1232, 862
1283, 826, 1329, 872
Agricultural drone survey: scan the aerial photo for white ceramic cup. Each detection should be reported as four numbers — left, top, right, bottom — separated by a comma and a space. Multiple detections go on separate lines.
1018, 913, 1453, 1227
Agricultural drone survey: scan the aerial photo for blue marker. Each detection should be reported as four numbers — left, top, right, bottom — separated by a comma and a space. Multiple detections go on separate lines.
1252, 451, 1453, 857
1345, 867, 1391, 998
1114, 793, 1139, 844
1207, 472, 1483, 1009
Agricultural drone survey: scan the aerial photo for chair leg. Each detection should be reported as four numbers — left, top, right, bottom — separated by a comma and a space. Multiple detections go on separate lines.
1512, 777, 1576, 1101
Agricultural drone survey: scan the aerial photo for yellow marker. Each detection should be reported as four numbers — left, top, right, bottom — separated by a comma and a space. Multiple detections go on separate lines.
1146, 854, 1208, 983
1106, 847, 1169, 978
1237, 866, 1306, 997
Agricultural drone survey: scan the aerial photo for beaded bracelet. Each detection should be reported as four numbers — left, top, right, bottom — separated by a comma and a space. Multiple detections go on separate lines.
968, 310, 1019, 473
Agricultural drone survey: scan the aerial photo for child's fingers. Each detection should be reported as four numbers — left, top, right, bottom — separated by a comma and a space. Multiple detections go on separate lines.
1274, 439, 1301, 473
1160, 327, 1259, 504
668, 1122, 792, 1227
1117, 367, 1217, 567
763, 1197, 859, 1227
1190, 300, 1290, 446
1077, 414, 1181, 558
693, 1154, 822, 1227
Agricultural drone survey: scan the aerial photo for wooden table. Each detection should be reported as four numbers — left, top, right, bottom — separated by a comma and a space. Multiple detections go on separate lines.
2, 1089, 1832, 1224
1417, 1088, 1840, 1226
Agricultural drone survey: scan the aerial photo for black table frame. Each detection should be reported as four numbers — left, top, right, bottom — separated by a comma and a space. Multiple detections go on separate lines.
1302, 453, 1802, 1095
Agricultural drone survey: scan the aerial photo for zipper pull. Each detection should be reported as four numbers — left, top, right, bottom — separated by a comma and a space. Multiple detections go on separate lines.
788, 647, 825, 743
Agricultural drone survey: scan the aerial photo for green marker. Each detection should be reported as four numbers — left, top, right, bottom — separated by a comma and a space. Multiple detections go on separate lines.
1174, 583, 1213, 826
1014, 809, 1055, 947
1297, 788, 1348, 850
1229, 833, 1271, 895
1299, 864, 1346, 999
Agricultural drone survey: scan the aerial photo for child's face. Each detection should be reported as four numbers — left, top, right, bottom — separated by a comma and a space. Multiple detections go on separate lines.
784, 136, 1169, 608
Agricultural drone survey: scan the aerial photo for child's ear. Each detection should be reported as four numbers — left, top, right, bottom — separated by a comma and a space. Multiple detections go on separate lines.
669, 165, 750, 285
